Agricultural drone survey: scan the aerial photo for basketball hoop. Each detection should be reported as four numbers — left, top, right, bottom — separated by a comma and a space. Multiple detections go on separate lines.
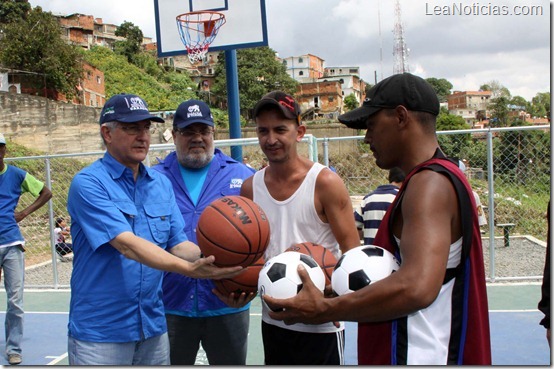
176, 11, 226, 64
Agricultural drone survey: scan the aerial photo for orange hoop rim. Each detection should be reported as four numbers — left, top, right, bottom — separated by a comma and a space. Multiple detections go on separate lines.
176, 11, 226, 23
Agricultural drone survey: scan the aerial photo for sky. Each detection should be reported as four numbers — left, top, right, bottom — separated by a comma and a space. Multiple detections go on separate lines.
28, 0, 551, 101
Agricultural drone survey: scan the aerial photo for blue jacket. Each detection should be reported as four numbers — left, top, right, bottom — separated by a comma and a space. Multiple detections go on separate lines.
153, 149, 255, 317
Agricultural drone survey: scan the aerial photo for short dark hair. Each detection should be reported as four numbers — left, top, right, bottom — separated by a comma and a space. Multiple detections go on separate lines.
55, 217, 65, 228
411, 111, 437, 133
388, 167, 405, 183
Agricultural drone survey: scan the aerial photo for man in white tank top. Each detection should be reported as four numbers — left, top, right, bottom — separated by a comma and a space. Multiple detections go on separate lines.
240, 91, 360, 365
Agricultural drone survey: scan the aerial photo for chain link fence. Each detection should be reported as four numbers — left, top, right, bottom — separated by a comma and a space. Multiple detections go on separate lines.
8, 125, 550, 288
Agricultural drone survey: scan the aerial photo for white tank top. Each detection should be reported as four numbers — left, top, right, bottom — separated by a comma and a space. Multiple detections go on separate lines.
253, 162, 343, 333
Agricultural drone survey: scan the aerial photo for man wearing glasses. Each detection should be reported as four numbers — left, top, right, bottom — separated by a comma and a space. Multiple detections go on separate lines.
66, 94, 242, 365
153, 99, 255, 365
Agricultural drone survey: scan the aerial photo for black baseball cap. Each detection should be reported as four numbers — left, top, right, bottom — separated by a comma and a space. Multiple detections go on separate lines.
99, 93, 164, 124
253, 91, 302, 124
338, 73, 440, 129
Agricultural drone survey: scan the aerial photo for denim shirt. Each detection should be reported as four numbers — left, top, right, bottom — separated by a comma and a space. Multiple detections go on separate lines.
67, 152, 188, 342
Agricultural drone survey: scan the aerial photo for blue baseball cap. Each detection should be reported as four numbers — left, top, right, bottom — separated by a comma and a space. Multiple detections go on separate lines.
173, 100, 215, 129
99, 93, 164, 124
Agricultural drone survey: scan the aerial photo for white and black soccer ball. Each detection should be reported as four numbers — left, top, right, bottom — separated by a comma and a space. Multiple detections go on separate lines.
258, 251, 325, 309
332, 245, 400, 296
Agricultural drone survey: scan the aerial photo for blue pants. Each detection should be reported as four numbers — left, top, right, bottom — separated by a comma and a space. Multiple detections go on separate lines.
0, 246, 25, 357
68, 333, 170, 365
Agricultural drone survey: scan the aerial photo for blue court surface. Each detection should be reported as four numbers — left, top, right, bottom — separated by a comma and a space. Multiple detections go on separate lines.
0, 283, 550, 365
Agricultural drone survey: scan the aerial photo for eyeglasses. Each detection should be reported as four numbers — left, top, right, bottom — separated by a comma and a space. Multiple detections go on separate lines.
117, 124, 157, 135
175, 128, 214, 137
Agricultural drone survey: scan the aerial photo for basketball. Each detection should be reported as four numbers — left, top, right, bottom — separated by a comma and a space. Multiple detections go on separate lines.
214, 256, 265, 296
285, 242, 338, 284
196, 196, 270, 267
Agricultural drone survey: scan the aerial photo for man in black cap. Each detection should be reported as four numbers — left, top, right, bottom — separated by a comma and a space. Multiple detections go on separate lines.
66, 93, 241, 365
262, 74, 492, 365
153, 99, 255, 365
241, 91, 360, 365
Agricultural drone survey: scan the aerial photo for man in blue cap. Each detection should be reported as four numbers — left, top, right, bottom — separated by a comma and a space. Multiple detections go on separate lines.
66, 94, 242, 365
153, 99, 255, 365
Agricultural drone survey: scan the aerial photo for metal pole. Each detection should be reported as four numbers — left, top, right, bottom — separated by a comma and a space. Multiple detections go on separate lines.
486, 128, 495, 281
45, 158, 59, 288
225, 50, 242, 162
323, 138, 329, 166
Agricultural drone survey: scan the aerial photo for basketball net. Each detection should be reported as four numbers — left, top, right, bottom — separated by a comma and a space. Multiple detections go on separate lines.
176, 11, 226, 64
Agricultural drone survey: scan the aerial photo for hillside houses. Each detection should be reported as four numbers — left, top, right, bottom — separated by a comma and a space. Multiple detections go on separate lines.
2, 10, 548, 127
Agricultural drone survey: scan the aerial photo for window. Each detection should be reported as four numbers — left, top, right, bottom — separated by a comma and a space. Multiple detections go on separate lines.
96, 76, 101, 84
328, 96, 334, 102
299, 71, 304, 76
298, 57, 303, 63
282, 60, 287, 66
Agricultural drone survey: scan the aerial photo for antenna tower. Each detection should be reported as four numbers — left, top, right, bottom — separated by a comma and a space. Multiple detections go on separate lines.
393, 0, 410, 74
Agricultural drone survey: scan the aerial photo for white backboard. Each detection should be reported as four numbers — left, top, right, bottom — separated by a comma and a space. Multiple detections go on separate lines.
154, 0, 268, 57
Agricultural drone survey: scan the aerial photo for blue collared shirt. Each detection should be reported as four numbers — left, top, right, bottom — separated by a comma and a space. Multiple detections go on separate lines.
67, 152, 188, 342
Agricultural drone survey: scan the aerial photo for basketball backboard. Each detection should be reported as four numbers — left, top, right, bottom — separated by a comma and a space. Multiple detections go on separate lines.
154, 0, 268, 57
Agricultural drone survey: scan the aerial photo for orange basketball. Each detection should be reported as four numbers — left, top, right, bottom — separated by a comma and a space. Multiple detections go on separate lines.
196, 196, 270, 267
285, 242, 338, 284
214, 256, 266, 295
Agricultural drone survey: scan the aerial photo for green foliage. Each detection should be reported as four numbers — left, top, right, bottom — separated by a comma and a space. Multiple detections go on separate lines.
529, 92, 550, 119
437, 110, 468, 131
509, 96, 528, 110
132, 50, 165, 80
343, 93, 358, 111
211, 47, 298, 118
426, 77, 453, 102
0, 0, 30, 24
82, 46, 231, 126
114, 21, 144, 63
495, 129, 550, 188
0, 7, 83, 97
488, 96, 510, 127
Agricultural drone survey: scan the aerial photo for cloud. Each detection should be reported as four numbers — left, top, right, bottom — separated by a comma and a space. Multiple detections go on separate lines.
29, 0, 550, 100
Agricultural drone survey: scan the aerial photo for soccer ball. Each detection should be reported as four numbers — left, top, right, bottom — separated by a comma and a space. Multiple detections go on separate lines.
258, 251, 326, 309
331, 245, 400, 296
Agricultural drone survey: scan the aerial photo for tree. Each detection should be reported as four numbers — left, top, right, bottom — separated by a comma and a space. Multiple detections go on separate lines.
343, 93, 358, 111
211, 46, 298, 118
114, 21, 144, 63
529, 92, 550, 119
436, 110, 470, 158
0, 7, 83, 98
0, 0, 30, 25
480, 80, 511, 99
488, 96, 510, 127
426, 77, 453, 102
509, 96, 529, 110
436, 110, 468, 131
